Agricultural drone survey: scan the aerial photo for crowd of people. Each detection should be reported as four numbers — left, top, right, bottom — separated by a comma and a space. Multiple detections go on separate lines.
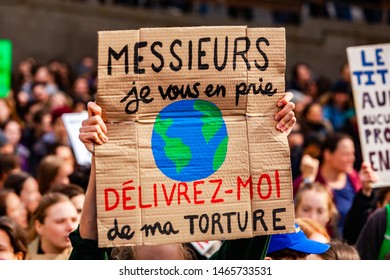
0, 49, 389, 260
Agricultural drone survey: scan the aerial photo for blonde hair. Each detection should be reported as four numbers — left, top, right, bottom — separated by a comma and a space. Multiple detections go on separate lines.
296, 217, 331, 242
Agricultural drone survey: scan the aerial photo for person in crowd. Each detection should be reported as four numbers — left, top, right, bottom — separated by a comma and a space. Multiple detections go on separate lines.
49, 144, 90, 190
27, 192, 78, 260
31, 82, 52, 105
34, 105, 73, 158
294, 132, 378, 237
3, 171, 41, 218
32, 65, 59, 96
264, 223, 330, 260
288, 128, 304, 181
50, 106, 72, 147
50, 183, 85, 223
12, 57, 36, 97
0, 189, 28, 230
47, 59, 74, 94
0, 130, 14, 155
355, 202, 390, 260
296, 217, 331, 243
290, 130, 325, 181
294, 182, 338, 238
72, 77, 93, 105
71, 92, 296, 260
308, 240, 360, 260
3, 119, 30, 171
21, 108, 52, 175
298, 101, 333, 140
47, 92, 73, 112
0, 153, 21, 189
0, 98, 16, 129
37, 155, 74, 195
287, 62, 314, 95
0, 216, 28, 260
343, 186, 390, 245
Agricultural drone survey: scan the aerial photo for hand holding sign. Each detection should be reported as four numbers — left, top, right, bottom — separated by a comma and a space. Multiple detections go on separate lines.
79, 102, 108, 153
275, 91, 296, 134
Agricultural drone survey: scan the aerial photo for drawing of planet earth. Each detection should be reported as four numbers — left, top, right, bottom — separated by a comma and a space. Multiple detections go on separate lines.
151, 100, 228, 182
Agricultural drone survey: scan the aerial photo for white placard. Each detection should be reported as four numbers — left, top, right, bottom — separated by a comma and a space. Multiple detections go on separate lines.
347, 44, 390, 187
62, 111, 92, 167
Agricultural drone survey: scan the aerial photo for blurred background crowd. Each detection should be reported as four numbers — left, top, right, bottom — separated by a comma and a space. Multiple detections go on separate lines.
0, 0, 390, 261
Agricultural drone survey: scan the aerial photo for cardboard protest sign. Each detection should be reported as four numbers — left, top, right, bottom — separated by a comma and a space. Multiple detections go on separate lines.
0, 40, 12, 98
347, 44, 390, 187
95, 26, 294, 247
62, 111, 92, 167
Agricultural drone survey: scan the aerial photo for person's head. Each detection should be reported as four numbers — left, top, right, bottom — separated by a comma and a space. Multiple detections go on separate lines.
3, 120, 23, 147
308, 240, 360, 260
30, 192, 78, 254
52, 144, 75, 169
0, 130, 14, 154
31, 82, 51, 104
376, 186, 390, 208
0, 189, 28, 229
0, 216, 28, 260
302, 132, 324, 159
32, 108, 52, 136
50, 183, 85, 223
295, 182, 338, 229
0, 153, 21, 187
48, 92, 73, 112
73, 77, 91, 100
4, 171, 41, 214
37, 155, 74, 194
0, 99, 11, 125
292, 62, 312, 84
33, 65, 54, 85
321, 133, 355, 173
110, 244, 195, 260
50, 105, 72, 143
301, 102, 324, 124
266, 223, 330, 260
296, 217, 331, 243
330, 82, 350, 109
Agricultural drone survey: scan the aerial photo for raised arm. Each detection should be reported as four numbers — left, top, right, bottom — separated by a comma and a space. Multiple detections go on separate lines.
78, 102, 108, 240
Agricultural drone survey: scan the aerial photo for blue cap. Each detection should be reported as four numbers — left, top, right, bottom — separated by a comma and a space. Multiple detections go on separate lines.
267, 223, 330, 254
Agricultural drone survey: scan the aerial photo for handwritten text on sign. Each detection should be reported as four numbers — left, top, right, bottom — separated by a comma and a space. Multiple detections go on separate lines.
348, 44, 390, 187
95, 27, 294, 247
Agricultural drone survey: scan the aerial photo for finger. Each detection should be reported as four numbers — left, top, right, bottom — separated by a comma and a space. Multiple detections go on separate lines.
80, 125, 108, 142
81, 115, 107, 134
275, 102, 295, 121
79, 132, 105, 145
277, 92, 294, 108
277, 115, 296, 134
276, 111, 295, 128
87, 101, 103, 118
